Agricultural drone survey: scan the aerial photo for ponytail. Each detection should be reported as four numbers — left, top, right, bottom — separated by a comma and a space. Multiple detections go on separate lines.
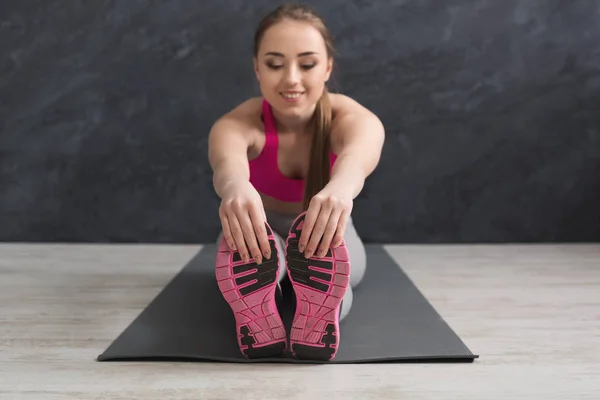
303, 87, 333, 210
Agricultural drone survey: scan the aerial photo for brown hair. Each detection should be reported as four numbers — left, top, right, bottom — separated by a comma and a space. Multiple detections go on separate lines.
253, 3, 336, 210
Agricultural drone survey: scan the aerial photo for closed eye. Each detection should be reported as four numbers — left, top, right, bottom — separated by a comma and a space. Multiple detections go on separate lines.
266, 64, 317, 70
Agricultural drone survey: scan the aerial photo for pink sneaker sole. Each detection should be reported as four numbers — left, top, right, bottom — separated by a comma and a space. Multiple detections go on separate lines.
285, 212, 351, 361
215, 223, 287, 358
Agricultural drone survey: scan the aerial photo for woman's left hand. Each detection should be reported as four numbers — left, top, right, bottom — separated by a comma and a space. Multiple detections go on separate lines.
298, 182, 353, 258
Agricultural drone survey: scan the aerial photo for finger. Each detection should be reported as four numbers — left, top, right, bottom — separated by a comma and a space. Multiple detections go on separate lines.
249, 205, 271, 260
332, 210, 350, 248
238, 211, 263, 264
305, 203, 333, 259
316, 207, 342, 257
229, 213, 250, 263
299, 197, 321, 253
219, 213, 236, 251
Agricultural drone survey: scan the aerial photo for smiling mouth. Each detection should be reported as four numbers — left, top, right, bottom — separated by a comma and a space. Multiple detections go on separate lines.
280, 91, 304, 100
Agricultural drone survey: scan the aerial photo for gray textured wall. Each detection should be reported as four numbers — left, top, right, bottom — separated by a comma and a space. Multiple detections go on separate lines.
1, 0, 599, 244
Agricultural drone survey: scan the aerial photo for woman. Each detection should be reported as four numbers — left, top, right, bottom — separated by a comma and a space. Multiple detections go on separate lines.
209, 4, 384, 361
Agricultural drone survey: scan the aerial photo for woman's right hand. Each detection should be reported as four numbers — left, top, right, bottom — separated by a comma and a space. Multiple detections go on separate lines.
218, 180, 271, 264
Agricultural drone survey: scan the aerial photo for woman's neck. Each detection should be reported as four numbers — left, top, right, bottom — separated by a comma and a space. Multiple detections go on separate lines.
271, 104, 316, 136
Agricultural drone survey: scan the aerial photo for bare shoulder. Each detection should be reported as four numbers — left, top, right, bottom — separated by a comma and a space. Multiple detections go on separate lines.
208, 97, 265, 167
329, 93, 375, 119
209, 97, 264, 144
328, 93, 383, 151
213, 97, 263, 131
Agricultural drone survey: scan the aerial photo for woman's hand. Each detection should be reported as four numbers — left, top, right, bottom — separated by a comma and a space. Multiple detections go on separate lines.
298, 181, 353, 259
219, 180, 271, 264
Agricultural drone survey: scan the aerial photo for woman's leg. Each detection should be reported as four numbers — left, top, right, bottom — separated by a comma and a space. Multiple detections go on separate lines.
260, 211, 366, 321
272, 232, 287, 283
344, 216, 367, 290
219, 210, 366, 320
262, 209, 367, 287
263, 209, 297, 283
339, 285, 353, 321
336, 216, 365, 321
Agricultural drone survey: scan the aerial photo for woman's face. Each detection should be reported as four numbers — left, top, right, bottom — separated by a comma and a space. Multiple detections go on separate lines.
254, 20, 333, 118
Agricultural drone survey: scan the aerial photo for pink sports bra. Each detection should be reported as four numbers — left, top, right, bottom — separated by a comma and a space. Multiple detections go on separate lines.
249, 99, 337, 202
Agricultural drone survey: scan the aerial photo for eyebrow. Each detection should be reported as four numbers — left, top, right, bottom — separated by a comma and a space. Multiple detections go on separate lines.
264, 51, 318, 57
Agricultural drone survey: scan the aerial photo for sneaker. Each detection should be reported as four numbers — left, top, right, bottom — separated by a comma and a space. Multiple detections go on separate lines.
215, 222, 287, 358
285, 211, 351, 361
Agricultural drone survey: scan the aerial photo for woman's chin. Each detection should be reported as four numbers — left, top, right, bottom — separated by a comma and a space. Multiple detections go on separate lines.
272, 96, 317, 115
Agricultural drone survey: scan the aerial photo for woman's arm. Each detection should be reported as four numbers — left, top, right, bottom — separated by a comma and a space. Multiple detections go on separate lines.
329, 104, 385, 198
208, 114, 272, 264
208, 116, 252, 198
299, 95, 385, 258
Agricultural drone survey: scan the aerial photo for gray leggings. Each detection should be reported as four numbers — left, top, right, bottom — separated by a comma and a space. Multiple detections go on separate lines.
216, 209, 366, 321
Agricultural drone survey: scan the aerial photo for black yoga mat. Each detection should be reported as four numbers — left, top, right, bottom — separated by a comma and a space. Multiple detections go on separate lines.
97, 244, 478, 364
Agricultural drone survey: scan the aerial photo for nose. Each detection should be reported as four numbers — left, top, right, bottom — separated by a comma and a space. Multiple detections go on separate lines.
282, 65, 300, 86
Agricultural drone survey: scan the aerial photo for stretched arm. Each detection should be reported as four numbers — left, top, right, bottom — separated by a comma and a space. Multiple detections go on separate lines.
328, 109, 385, 198
299, 98, 385, 258
208, 117, 251, 198
208, 116, 271, 264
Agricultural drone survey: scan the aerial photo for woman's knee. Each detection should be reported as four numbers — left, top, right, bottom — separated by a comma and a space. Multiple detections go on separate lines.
339, 285, 353, 321
344, 217, 366, 288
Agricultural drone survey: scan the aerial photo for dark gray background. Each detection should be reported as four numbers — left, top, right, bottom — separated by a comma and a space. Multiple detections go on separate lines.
1, 0, 599, 244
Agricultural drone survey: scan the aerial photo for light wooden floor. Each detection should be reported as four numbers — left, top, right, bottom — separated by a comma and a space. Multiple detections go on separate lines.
1, 242, 599, 399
